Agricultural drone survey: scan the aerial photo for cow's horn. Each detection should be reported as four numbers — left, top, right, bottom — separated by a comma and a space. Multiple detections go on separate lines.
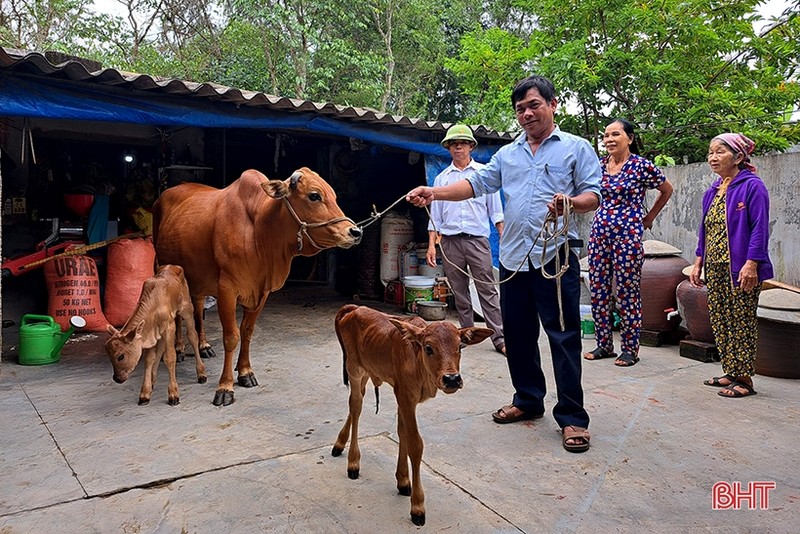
289, 170, 303, 189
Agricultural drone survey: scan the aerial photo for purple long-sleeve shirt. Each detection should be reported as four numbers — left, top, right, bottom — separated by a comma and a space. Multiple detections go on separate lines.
695, 168, 774, 285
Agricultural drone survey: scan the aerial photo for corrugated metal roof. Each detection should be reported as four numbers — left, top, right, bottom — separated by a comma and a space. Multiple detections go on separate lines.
0, 47, 515, 143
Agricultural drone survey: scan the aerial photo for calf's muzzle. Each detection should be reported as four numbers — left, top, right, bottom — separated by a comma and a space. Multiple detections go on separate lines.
442, 373, 463, 391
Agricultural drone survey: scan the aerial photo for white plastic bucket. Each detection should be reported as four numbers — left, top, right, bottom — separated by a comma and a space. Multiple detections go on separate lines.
402, 276, 436, 313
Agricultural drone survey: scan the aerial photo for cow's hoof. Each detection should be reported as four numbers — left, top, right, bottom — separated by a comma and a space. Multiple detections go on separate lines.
238, 373, 258, 388
176, 351, 185, 363
138, 398, 150, 405
347, 468, 359, 480
331, 445, 344, 457
200, 347, 216, 359
168, 397, 180, 406
197, 375, 208, 384
411, 512, 425, 526
398, 485, 411, 497
212, 389, 235, 406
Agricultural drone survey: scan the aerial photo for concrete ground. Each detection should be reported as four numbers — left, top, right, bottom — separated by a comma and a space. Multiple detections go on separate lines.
1, 286, 798, 533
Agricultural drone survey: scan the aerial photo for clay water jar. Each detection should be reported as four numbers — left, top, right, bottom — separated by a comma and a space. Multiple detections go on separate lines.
676, 278, 714, 343
640, 240, 690, 332
756, 288, 800, 379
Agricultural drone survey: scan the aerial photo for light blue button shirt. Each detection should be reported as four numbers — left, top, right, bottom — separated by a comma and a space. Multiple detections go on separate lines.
427, 159, 504, 237
467, 126, 601, 270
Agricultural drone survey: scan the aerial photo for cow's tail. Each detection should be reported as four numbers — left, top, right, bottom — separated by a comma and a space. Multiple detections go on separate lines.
334, 304, 359, 387
151, 198, 161, 271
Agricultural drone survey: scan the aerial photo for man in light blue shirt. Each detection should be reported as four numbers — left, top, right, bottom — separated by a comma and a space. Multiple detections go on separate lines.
427, 124, 505, 354
408, 75, 601, 453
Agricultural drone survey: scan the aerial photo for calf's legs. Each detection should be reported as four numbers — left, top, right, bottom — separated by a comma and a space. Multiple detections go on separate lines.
397, 401, 426, 526
332, 374, 367, 480
179, 307, 207, 385
138, 346, 158, 405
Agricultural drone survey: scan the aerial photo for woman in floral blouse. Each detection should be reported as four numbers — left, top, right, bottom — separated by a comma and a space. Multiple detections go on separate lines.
584, 119, 673, 367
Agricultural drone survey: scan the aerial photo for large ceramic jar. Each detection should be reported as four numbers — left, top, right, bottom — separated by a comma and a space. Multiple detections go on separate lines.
756, 288, 800, 379
640, 240, 690, 332
676, 279, 714, 343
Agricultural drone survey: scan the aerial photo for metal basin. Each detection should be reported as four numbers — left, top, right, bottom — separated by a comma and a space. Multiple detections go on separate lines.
416, 300, 447, 321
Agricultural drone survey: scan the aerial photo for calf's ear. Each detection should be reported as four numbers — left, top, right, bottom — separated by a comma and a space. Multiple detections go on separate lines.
262, 180, 289, 199
389, 318, 424, 342
107, 324, 119, 336
459, 327, 494, 346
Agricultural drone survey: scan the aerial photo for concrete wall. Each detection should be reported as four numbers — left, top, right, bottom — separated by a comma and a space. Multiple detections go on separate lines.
575, 151, 800, 286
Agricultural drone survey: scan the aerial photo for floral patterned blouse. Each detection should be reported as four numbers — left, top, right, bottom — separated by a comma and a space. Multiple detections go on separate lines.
591, 153, 666, 237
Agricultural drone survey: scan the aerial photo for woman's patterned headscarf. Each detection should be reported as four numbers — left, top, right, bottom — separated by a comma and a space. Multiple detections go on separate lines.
713, 133, 756, 172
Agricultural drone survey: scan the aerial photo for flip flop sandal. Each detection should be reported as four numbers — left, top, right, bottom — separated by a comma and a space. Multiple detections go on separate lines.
583, 347, 616, 361
704, 374, 736, 387
492, 404, 543, 424
614, 351, 640, 367
718, 381, 757, 398
562, 425, 590, 453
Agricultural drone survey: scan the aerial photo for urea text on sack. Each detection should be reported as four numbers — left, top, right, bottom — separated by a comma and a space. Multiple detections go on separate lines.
53, 257, 97, 278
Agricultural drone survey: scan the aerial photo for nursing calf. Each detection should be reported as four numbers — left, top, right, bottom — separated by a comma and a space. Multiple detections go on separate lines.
331, 304, 492, 526
105, 264, 207, 405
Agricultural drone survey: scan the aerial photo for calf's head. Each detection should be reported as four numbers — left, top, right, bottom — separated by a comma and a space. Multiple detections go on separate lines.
262, 167, 362, 253
105, 322, 145, 384
389, 319, 493, 394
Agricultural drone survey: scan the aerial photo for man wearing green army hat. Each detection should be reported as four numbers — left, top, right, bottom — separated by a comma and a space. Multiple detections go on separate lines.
425, 124, 506, 355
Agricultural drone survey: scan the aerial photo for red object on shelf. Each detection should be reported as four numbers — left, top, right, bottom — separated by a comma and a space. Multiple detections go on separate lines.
64, 193, 94, 218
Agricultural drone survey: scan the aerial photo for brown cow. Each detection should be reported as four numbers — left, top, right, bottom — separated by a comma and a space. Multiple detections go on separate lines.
331, 304, 492, 526
153, 168, 361, 406
105, 264, 207, 405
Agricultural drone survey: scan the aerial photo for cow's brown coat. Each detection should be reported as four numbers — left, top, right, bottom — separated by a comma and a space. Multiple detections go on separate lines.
105, 264, 207, 405
153, 168, 361, 406
331, 304, 492, 526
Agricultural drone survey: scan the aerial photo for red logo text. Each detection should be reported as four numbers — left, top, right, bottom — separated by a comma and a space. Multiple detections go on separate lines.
712, 481, 776, 510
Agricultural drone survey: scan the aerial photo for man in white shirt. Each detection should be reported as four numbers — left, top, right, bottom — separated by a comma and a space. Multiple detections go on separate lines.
426, 124, 506, 354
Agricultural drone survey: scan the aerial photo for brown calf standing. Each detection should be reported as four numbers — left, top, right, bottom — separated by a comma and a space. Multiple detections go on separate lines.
105, 264, 207, 405
331, 304, 492, 526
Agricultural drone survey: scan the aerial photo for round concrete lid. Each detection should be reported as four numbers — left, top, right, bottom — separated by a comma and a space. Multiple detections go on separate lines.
643, 239, 682, 257
759, 288, 800, 311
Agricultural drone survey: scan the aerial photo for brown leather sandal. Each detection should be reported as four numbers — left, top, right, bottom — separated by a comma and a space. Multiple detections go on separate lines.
562, 425, 591, 453
492, 404, 543, 424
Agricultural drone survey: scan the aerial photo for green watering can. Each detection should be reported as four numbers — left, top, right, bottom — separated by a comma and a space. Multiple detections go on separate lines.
18, 314, 86, 365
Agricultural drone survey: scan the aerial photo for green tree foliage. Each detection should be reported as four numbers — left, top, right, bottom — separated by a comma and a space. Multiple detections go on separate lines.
447, 0, 800, 161
1, 0, 798, 161
0, 0, 124, 57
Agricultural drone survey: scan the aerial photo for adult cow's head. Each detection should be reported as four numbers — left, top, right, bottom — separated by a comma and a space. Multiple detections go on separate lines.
389, 319, 493, 394
262, 167, 362, 255
105, 322, 146, 384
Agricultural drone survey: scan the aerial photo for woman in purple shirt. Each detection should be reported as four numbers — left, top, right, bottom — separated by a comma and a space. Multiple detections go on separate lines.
690, 133, 773, 398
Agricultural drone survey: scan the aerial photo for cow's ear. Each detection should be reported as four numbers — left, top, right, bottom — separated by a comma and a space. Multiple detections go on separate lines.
107, 324, 119, 336
262, 180, 289, 199
459, 327, 494, 346
125, 321, 144, 342
389, 318, 424, 342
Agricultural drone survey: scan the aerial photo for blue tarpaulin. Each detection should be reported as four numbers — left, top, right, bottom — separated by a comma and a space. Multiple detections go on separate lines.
0, 75, 504, 163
